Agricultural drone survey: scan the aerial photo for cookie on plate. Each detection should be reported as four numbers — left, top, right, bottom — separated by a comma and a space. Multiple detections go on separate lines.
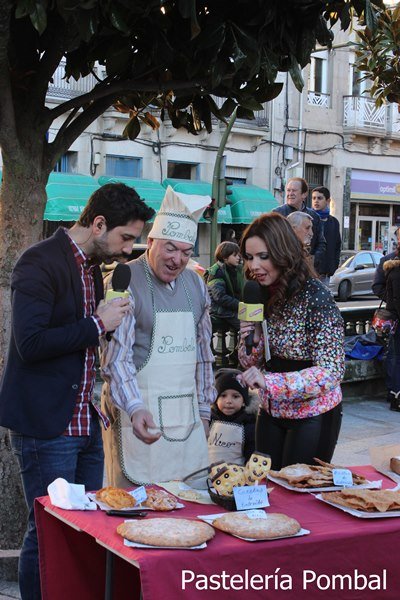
212, 512, 301, 540
117, 518, 215, 547
96, 486, 136, 509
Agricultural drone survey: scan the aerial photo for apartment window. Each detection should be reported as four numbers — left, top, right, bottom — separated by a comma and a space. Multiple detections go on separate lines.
105, 155, 142, 177
349, 60, 368, 96
305, 163, 326, 205
53, 151, 77, 172
226, 166, 250, 185
167, 161, 199, 180
307, 52, 330, 107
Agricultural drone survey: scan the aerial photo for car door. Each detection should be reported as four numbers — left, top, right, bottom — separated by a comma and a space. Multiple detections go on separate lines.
352, 252, 376, 294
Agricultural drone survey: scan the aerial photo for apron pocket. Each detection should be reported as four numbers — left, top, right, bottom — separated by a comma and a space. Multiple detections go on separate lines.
158, 394, 197, 442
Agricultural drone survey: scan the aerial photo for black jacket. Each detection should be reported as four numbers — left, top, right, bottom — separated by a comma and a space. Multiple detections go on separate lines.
372, 250, 398, 300
0, 228, 103, 438
273, 203, 326, 273
383, 256, 400, 317
317, 215, 341, 276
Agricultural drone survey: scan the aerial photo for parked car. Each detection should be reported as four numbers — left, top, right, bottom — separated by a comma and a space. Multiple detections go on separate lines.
328, 250, 383, 301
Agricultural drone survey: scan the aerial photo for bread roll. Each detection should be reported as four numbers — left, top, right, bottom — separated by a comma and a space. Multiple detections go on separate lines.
390, 456, 400, 475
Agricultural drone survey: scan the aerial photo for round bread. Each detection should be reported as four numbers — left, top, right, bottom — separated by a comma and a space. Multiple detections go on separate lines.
212, 512, 301, 540
96, 486, 136, 509
117, 518, 215, 547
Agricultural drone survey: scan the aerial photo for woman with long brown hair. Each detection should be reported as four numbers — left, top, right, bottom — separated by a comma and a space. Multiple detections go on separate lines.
238, 213, 344, 469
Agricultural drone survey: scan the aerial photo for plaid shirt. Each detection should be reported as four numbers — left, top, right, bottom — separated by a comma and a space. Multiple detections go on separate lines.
64, 234, 108, 436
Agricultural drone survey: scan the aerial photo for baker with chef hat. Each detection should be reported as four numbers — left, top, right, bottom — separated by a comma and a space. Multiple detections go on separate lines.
101, 186, 217, 486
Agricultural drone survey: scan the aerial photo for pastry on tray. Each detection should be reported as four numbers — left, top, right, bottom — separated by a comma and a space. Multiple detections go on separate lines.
143, 487, 178, 511
269, 458, 367, 488
211, 512, 301, 540
117, 518, 215, 547
96, 486, 136, 509
321, 488, 400, 513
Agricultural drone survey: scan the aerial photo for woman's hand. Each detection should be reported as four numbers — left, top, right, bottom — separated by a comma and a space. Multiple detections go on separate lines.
238, 366, 266, 390
239, 320, 262, 345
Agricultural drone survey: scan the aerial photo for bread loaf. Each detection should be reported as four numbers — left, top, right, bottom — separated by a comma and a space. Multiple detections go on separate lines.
390, 456, 400, 475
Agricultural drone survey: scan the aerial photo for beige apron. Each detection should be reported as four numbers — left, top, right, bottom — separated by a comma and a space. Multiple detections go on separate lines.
117, 272, 208, 485
208, 421, 245, 466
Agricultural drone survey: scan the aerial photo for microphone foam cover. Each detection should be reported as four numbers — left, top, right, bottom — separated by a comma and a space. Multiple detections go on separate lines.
242, 280, 263, 304
111, 263, 131, 292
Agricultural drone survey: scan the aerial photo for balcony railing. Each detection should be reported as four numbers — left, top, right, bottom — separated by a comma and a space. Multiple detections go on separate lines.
307, 91, 330, 108
48, 61, 99, 99
211, 95, 269, 129
343, 95, 388, 132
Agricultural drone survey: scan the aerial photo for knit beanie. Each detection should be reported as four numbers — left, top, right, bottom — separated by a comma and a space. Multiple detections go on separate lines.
214, 368, 249, 405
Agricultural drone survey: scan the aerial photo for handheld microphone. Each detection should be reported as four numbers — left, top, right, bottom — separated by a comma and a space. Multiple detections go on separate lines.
105, 263, 131, 341
238, 281, 264, 355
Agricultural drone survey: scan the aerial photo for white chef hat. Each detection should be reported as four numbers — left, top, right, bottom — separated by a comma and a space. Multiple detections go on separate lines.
148, 186, 211, 246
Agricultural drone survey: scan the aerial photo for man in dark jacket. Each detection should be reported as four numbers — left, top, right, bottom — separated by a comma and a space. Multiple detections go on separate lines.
0, 183, 154, 600
273, 177, 326, 274
372, 227, 400, 410
311, 186, 342, 285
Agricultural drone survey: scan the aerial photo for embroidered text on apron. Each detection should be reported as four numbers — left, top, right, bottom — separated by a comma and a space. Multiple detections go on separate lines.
208, 421, 245, 465
117, 265, 208, 484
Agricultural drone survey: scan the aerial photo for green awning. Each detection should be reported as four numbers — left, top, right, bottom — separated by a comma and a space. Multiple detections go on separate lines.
229, 185, 278, 224
98, 176, 162, 189
162, 178, 232, 224
97, 176, 165, 218
44, 173, 100, 221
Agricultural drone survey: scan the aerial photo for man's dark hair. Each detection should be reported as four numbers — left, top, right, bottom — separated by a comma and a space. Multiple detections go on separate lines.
312, 186, 330, 200
78, 183, 155, 229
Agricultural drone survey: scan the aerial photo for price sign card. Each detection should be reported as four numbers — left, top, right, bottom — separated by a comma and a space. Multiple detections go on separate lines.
131, 486, 147, 504
233, 485, 269, 510
332, 469, 354, 487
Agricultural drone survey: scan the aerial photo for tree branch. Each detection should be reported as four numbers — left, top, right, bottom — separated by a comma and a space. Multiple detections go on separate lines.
48, 76, 208, 121
47, 95, 116, 168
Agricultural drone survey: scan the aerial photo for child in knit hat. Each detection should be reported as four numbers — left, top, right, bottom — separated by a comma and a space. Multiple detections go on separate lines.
208, 368, 255, 466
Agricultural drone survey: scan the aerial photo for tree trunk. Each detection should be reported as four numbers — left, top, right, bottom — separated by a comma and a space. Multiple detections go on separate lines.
0, 165, 47, 580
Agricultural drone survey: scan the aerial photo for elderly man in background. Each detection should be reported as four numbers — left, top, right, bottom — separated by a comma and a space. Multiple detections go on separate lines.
287, 211, 314, 252
274, 177, 326, 274
101, 187, 217, 486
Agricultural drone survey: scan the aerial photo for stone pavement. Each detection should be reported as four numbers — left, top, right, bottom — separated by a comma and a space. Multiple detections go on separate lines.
1, 391, 399, 599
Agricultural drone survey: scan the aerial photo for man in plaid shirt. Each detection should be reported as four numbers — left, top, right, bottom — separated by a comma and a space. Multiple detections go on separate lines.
0, 183, 154, 600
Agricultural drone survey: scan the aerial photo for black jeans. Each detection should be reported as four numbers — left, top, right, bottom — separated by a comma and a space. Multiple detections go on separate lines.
255, 403, 343, 470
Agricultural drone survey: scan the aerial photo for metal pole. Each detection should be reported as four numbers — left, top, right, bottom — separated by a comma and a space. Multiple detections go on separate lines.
210, 108, 237, 263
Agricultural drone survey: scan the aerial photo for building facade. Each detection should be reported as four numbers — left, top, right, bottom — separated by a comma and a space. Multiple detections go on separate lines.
2, 26, 400, 265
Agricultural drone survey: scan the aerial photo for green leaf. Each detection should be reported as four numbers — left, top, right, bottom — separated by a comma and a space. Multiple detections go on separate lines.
172, 95, 194, 110
289, 56, 304, 92
365, 0, 378, 32
236, 106, 255, 120
235, 94, 264, 111
254, 83, 283, 103
178, 0, 201, 39
219, 98, 237, 118
15, 0, 35, 19
123, 115, 141, 140
29, 2, 48, 35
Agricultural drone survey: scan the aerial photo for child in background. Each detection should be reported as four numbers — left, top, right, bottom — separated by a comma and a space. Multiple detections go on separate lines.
206, 241, 244, 332
208, 368, 255, 466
